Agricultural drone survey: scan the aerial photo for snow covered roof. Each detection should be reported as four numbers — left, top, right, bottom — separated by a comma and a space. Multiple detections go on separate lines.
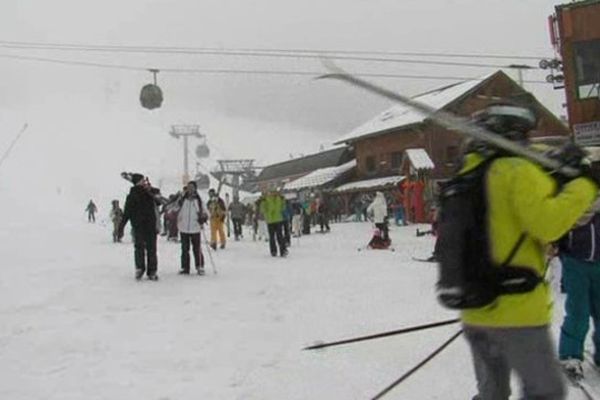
405, 149, 435, 170
284, 160, 356, 191
335, 72, 496, 144
257, 146, 353, 182
333, 175, 405, 193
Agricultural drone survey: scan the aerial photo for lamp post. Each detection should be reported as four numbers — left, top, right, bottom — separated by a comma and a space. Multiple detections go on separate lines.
169, 124, 204, 184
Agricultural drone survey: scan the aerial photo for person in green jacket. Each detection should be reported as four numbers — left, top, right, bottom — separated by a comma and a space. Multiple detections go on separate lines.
442, 103, 598, 400
260, 186, 288, 257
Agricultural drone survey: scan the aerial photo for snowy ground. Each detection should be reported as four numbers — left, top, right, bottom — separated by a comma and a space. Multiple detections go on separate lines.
0, 213, 595, 400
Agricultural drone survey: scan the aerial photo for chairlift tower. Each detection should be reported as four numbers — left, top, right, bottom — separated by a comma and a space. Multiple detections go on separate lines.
213, 159, 257, 198
169, 124, 204, 184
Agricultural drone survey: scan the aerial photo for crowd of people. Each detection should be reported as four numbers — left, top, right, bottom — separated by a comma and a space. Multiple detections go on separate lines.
100, 173, 407, 281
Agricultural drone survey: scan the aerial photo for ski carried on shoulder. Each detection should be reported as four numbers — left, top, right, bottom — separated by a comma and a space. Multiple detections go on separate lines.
317, 61, 580, 179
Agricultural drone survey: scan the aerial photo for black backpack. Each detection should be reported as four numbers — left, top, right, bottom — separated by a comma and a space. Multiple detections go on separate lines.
436, 158, 542, 310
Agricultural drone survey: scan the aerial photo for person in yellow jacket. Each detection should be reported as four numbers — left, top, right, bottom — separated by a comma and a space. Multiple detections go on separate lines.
440, 104, 598, 400
206, 188, 227, 250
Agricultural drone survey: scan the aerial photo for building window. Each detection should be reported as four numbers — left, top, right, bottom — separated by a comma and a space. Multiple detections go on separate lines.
391, 151, 403, 170
446, 145, 459, 166
366, 156, 376, 174
573, 39, 600, 99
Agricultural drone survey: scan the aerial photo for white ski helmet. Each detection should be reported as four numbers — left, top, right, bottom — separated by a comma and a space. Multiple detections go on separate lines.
472, 104, 537, 137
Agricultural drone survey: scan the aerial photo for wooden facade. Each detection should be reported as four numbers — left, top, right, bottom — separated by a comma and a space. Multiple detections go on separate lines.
554, 0, 600, 129
341, 71, 569, 181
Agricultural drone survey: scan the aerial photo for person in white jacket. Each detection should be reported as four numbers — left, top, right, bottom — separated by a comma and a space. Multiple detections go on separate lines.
177, 181, 207, 275
367, 191, 389, 241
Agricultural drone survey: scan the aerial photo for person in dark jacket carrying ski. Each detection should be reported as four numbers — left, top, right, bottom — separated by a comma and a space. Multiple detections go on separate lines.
437, 103, 599, 400
177, 181, 206, 275
118, 173, 161, 280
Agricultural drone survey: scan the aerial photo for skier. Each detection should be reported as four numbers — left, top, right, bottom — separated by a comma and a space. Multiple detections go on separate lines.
557, 207, 600, 380
117, 173, 161, 280
177, 181, 206, 275
438, 103, 599, 400
282, 199, 293, 246
109, 200, 123, 242
228, 196, 246, 241
316, 196, 331, 233
86, 199, 98, 223
164, 196, 180, 242
206, 188, 227, 250
260, 186, 288, 257
367, 192, 389, 242
291, 202, 303, 238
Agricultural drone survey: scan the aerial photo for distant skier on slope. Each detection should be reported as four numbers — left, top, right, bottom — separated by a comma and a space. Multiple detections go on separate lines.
86, 199, 98, 223
436, 102, 599, 400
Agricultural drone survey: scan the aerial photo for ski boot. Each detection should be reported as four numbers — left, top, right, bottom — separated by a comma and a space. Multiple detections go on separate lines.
135, 269, 144, 280
561, 358, 584, 381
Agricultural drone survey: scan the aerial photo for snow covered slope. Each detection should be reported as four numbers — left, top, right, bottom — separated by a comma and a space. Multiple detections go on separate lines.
0, 213, 587, 399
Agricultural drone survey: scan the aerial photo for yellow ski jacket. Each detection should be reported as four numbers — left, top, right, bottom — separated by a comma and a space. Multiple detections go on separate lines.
460, 153, 597, 327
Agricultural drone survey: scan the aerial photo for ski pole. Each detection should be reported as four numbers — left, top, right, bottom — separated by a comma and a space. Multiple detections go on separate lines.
303, 318, 459, 350
0, 123, 28, 171
370, 329, 463, 400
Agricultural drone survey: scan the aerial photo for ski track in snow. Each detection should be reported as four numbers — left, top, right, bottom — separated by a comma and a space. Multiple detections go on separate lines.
0, 218, 587, 399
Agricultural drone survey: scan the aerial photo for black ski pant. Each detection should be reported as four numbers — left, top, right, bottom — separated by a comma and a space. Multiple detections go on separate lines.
375, 222, 389, 241
180, 232, 203, 271
134, 230, 158, 276
283, 220, 291, 245
267, 222, 286, 256
232, 218, 243, 238
88, 212, 95, 223
302, 215, 311, 234
318, 214, 330, 232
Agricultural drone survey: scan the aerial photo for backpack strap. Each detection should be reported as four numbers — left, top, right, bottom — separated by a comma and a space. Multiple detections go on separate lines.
500, 233, 527, 267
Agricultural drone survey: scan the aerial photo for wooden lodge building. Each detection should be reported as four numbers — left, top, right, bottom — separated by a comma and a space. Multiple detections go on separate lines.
334, 70, 570, 182
253, 70, 569, 223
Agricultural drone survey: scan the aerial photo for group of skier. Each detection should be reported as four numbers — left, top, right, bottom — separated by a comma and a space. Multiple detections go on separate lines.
96, 95, 600, 399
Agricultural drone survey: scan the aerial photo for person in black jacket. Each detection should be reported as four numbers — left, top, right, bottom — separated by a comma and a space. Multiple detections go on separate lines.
118, 173, 160, 280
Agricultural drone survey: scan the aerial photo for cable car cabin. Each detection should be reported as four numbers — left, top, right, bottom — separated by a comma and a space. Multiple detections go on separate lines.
551, 0, 600, 145
194, 173, 211, 190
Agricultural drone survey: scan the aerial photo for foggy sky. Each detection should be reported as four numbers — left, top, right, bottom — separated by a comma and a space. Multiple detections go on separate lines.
0, 0, 568, 205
